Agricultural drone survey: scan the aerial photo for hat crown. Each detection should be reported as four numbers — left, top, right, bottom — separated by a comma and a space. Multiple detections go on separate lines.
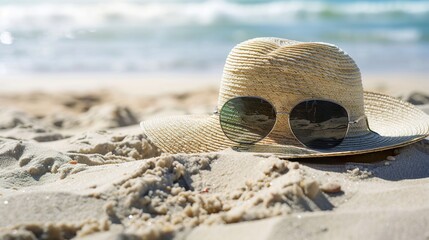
218, 37, 368, 144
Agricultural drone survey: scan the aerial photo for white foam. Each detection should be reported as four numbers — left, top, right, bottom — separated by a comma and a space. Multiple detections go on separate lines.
1, 1, 428, 29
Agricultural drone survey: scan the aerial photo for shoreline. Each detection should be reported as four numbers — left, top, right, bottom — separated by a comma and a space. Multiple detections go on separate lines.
0, 73, 221, 96
0, 72, 427, 96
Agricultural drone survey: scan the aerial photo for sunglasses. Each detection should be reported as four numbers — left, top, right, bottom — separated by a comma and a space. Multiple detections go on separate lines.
215, 96, 367, 150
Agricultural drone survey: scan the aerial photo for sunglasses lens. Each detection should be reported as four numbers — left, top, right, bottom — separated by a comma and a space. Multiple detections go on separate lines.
220, 97, 276, 144
289, 100, 349, 149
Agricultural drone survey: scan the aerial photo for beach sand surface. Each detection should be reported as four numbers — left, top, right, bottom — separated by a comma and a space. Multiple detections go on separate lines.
0, 74, 428, 240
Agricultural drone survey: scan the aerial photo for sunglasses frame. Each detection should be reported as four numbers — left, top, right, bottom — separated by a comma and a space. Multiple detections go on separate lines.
216, 96, 367, 149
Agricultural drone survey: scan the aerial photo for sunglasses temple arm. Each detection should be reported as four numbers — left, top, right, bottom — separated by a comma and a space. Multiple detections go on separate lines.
213, 106, 219, 115
349, 115, 366, 124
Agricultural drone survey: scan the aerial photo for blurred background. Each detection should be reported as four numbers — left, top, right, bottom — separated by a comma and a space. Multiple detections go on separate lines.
0, 0, 428, 76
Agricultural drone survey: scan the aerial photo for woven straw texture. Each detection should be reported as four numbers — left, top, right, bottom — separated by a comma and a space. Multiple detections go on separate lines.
141, 37, 429, 158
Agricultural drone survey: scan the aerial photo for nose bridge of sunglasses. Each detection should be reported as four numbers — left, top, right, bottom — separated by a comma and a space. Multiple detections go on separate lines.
276, 111, 290, 115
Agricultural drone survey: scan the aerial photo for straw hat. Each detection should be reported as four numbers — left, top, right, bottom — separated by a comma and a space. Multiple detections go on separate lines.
141, 37, 429, 158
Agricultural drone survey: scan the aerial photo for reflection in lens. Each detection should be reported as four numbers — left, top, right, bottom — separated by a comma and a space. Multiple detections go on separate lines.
220, 97, 276, 144
289, 100, 349, 149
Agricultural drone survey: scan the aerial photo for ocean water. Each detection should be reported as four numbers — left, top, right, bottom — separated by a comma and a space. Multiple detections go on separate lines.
0, 0, 428, 75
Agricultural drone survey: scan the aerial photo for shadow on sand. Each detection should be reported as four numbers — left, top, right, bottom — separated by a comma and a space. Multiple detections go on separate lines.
298, 141, 429, 181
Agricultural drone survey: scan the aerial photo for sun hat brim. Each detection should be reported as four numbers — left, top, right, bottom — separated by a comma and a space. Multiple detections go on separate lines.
141, 92, 429, 158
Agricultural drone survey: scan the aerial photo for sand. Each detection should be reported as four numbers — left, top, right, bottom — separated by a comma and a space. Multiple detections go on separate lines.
0, 74, 428, 240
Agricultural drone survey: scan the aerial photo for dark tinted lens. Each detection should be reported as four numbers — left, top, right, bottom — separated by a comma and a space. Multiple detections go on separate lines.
289, 100, 349, 149
220, 97, 276, 144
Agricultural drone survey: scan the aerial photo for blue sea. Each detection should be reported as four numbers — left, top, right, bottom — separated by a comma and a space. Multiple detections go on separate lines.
0, 0, 428, 75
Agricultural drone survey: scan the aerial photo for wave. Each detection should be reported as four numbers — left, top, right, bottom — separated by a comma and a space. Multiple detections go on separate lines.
1, 0, 429, 30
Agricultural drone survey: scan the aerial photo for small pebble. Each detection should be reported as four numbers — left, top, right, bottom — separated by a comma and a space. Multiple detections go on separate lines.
321, 183, 342, 194
301, 180, 320, 199
349, 168, 360, 175
69, 160, 78, 165
386, 156, 395, 161
384, 162, 391, 166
